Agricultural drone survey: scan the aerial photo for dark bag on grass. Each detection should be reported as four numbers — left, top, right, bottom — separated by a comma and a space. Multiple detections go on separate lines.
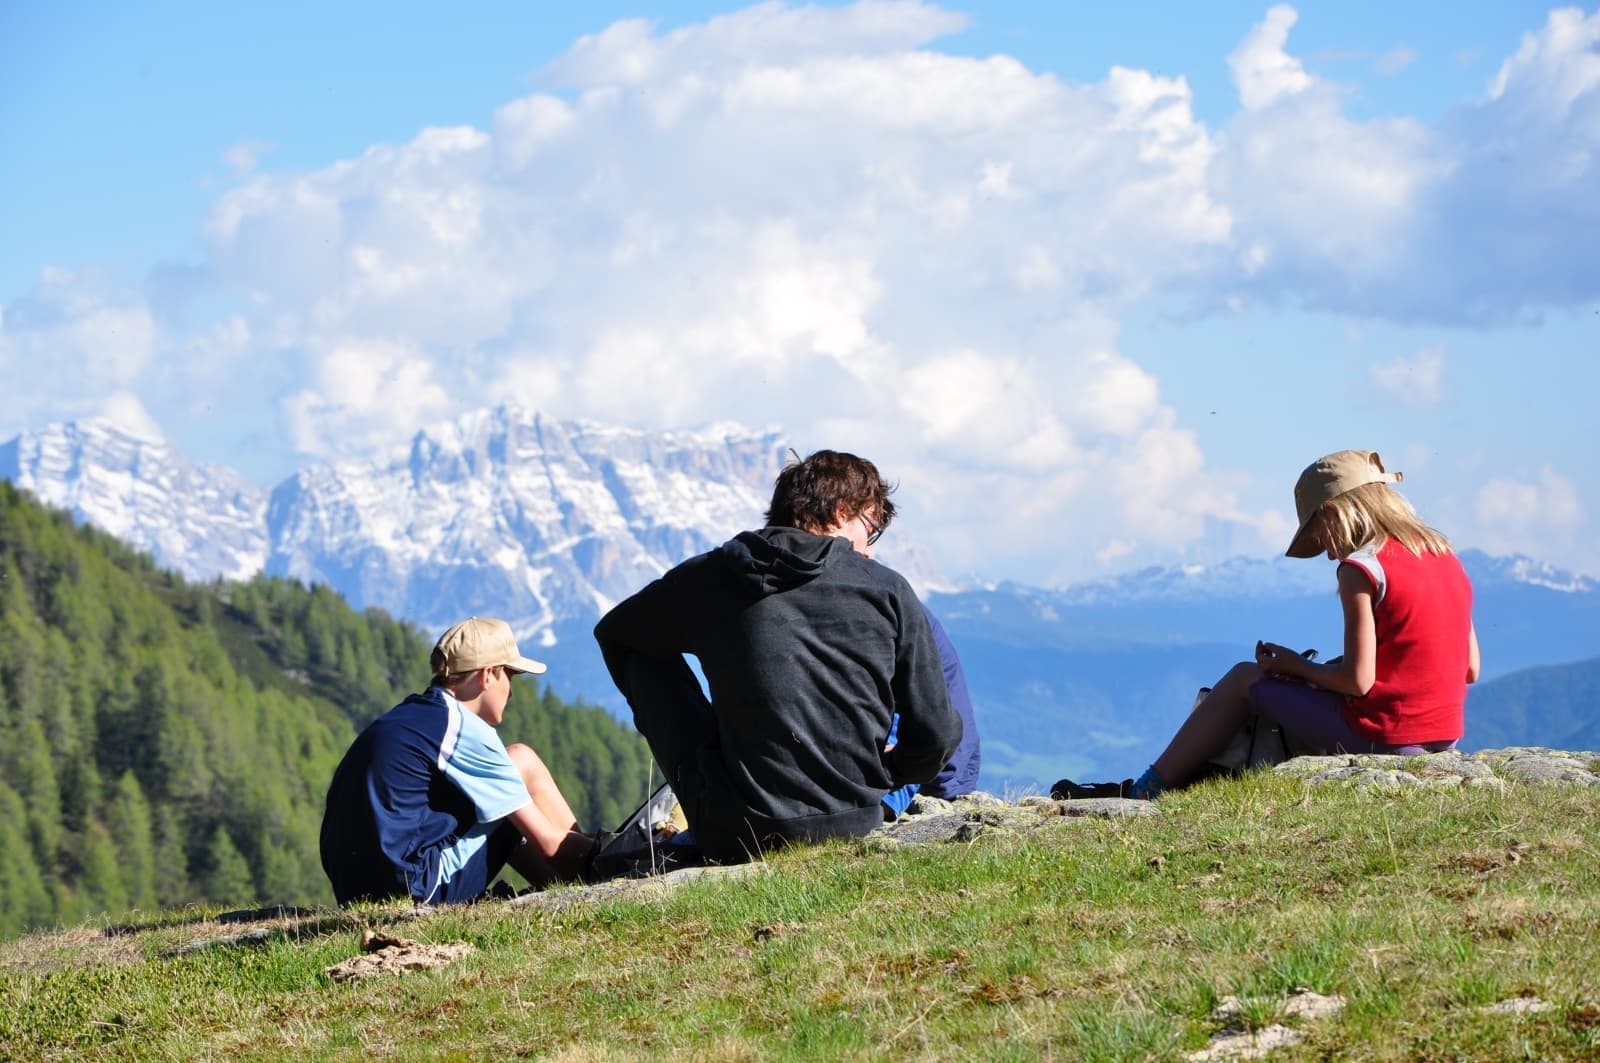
589, 783, 704, 881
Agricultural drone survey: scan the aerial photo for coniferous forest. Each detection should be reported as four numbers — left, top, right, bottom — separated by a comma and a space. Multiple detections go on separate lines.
0, 483, 653, 940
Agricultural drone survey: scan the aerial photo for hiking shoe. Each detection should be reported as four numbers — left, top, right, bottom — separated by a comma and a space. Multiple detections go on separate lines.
580, 830, 623, 883
1050, 778, 1134, 800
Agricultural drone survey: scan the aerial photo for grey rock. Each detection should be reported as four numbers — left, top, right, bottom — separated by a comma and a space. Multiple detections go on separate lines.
1272, 756, 1350, 778
907, 795, 957, 816
952, 790, 1008, 809
1272, 747, 1600, 791
870, 811, 971, 846
1471, 747, 1600, 787
507, 862, 766, 912
1053, 797, 1159, 818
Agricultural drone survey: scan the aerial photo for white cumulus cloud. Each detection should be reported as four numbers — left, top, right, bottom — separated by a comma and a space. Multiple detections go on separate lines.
1228, 4, 1314, 109
7, 1, 1598, 583
1370, 347, 1447, 405
1471, 465, 1586, 566
281, 339, 453, 457
1477, 468, 1583, 533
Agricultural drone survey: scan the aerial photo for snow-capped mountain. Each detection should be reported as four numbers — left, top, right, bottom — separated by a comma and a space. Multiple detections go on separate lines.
264, 408, 793, 643
1010, 549, 1597, 607
0, 410, 946, 645
0, 420, 268, 582
1050, 554, 1334, 605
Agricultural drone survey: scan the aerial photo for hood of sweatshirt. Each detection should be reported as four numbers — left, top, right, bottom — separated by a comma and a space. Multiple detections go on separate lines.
717, 527, 841, 597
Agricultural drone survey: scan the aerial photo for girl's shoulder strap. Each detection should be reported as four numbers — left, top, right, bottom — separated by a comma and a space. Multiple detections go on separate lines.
1337, 541, 1387, 603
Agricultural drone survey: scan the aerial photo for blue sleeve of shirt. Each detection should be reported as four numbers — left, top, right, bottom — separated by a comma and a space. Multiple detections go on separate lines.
439, 709, 533, 823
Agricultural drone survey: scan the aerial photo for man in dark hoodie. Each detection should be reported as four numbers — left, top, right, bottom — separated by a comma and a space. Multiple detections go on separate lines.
594, 449, 962, 863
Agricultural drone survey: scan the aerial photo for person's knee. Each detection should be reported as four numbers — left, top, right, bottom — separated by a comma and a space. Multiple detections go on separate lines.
1196, 663, 1259, 718
506, 743, 555, 786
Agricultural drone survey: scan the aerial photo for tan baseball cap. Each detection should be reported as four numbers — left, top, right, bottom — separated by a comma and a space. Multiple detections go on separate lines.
430, 617, 547, 676
1286, 450, 1403, 558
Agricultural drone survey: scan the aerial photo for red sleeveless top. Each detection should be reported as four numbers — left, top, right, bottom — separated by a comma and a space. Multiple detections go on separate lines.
1338, 539, 1473, 745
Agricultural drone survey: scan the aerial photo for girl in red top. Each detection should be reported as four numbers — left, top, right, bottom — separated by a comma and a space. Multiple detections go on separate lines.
1070, 450, 1481, 800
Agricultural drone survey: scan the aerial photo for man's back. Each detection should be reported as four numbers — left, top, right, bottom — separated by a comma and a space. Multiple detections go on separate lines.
595, 526, 960, 857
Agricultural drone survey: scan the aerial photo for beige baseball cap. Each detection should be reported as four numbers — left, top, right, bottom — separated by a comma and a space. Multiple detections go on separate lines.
430, 617, 547, 676
1286, 450, 1403, 558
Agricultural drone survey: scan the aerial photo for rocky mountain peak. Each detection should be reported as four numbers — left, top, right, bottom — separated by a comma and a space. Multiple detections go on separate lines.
0, 418, 268, 582
0, 409, 952, 652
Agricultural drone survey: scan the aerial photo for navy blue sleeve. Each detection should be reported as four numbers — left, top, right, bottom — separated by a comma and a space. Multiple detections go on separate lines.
881, 587, 961, 786
923, 608, 982, 798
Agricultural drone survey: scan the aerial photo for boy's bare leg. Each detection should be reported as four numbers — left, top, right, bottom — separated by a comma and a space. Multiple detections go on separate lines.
508, 743, 582, 831
504, 743, 597, 884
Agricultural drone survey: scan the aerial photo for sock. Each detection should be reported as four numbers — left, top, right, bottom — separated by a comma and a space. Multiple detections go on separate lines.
882, 783, 919, 820
1129, 765, 1166, 800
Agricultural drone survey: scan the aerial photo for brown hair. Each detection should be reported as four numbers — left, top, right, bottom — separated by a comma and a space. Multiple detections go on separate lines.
765, 449, 897, 534
1318, 482, 1453, 558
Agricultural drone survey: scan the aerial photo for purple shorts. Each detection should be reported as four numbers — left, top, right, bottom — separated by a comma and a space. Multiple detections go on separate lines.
1248, 678, 1458, 756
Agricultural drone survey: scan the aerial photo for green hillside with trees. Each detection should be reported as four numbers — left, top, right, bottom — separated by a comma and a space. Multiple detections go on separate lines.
0, 483, 651, 940
1461, 656, 1600, 752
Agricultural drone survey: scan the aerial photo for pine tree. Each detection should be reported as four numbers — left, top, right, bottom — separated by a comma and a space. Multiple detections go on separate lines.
202, 827, 256, 906
152, 806, 193, 908
0, 781, 54, 936
78, 821, 128, 919
12, 718, 63, 876
105, 771, 158, 911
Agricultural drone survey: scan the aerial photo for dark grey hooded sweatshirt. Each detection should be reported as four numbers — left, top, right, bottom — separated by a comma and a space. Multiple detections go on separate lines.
595, 527, 961, 855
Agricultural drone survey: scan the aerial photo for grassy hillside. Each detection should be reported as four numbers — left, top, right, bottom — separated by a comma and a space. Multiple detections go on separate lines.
3, 772, 1597, 1059
0, 482, 651, 940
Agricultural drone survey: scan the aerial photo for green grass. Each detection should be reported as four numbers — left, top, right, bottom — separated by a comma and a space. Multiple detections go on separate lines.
4, 773, 1600, 1060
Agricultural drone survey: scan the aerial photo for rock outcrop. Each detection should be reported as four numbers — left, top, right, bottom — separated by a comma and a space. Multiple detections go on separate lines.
871, 746, 1599, 847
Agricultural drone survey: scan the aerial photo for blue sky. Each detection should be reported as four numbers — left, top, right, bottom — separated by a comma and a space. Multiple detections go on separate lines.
3, 1, 1597, 585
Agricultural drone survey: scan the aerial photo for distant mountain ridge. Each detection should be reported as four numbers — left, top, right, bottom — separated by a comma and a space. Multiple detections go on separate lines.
1, 414, 949, 639
0, 420, 268, 581
262, 408, 799, 643
5, 413, 1597, 788
1459, 656, 1600, 752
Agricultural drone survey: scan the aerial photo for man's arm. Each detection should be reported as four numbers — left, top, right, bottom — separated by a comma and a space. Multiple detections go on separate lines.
881, 594, 962, 785
594, 564, 701, 700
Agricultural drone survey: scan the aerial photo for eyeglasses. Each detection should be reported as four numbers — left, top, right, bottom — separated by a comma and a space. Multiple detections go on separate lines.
860, 511, 885, 547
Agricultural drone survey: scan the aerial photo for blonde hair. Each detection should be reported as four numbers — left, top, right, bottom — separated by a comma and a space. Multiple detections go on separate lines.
1319, 482, 1453, 558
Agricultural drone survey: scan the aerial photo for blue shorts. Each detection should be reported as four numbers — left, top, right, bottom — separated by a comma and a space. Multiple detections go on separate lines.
1249, 678, 1458, 756
433, 820, 524, 903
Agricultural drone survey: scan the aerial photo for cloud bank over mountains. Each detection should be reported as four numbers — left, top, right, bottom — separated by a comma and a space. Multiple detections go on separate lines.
2, 2, 1596, 584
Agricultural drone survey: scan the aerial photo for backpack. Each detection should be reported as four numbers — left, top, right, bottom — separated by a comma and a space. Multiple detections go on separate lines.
1196, 686, 1316, 777
589, 782, 702, 880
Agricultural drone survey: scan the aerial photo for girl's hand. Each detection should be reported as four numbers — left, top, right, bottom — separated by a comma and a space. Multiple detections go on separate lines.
1255, 641, 1307, 678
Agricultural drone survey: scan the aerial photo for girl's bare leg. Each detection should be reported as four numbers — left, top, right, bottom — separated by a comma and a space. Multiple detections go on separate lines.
1151, 662, 1259, 789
